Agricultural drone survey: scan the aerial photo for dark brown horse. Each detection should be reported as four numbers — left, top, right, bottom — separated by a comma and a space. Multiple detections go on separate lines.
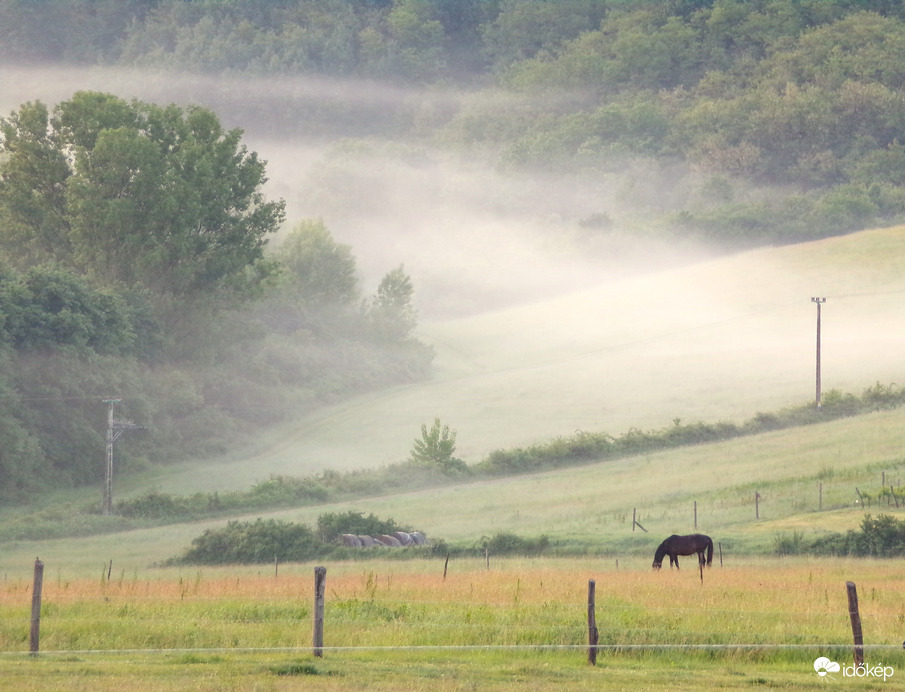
652, 534, 713, 570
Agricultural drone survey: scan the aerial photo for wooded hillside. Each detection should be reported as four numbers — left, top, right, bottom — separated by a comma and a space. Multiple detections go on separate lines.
3, 0, 905, 503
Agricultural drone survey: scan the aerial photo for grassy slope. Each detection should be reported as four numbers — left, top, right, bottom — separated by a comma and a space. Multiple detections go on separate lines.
141, 225, 905, 494
5, 226, 905, 577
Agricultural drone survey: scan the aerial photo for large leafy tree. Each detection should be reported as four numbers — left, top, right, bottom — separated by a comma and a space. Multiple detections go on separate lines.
0, 91, 285, 303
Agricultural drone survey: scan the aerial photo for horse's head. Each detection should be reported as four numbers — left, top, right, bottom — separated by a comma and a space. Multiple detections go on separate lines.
652, 560, 662, 570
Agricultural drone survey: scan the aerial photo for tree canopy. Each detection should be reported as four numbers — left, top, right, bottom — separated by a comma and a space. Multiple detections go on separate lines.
0, 91, 432, 503
6, 0, 905, 501
0, 92, 285, 303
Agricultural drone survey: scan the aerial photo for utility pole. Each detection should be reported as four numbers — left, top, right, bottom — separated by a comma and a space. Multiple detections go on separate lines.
811, 297, 826, 408
102, 399, 144, 515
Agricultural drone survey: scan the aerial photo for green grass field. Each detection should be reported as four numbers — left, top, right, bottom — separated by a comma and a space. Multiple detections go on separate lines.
128, 225, 905, 497
4, 226, 905, 689
1, 558, 903, 690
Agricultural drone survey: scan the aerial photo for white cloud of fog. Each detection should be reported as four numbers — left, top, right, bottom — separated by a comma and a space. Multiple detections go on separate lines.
1, 65, 709, 319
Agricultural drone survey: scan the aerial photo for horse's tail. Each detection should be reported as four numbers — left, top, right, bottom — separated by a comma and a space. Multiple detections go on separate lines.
705, 537, 714, 566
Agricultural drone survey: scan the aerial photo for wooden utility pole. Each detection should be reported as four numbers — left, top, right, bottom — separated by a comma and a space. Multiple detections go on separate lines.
811, 297, 826, 408
101, 399, 144, 515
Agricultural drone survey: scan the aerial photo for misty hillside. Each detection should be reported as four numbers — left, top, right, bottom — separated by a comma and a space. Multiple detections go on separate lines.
144, 224, 905, 496
4, 0, 905, 506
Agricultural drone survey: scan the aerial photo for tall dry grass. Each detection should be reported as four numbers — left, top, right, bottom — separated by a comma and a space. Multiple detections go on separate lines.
2, 557, 903, 664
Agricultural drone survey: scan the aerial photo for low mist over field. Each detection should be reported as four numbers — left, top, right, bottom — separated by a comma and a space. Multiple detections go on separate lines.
0, 66, 705, 317
3, 64, 905, 496
152, 225, 905, 494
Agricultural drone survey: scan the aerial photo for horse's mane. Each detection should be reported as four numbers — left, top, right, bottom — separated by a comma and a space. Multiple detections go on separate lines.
653, 537, 671, 563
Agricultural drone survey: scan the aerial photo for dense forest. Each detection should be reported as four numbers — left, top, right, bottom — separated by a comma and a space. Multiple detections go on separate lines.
3, 0, 905, 504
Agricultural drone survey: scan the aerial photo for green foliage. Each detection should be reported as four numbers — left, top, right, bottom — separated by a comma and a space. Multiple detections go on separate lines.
177, 518, 321, 564
476, 383, 905, 477
173, 510, 421, 564
114, 490, 193, 520
480, 532, 550, 557
50, 381, 902, 536
409, 418, 467, 475
8, 3, 905, 242
316, 510, 403, 542
0, 265, 138, 355
271, 220, 359, 310
12, 0, 905, 504
481, 0, 607, 72
368, 265, 418, 343
0, 85, 434, 499
0, 92, 286, 305
777, 514, 905, 557
172, 513, 548, 565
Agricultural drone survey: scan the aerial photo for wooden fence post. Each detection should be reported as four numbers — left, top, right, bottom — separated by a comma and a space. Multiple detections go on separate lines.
29, 558, 44, 655
631, 509, 648, 533
694, 501, 697, 530
846, 581, 864, 669
587, 579, 598, 666
313, 566, 326, 658
755, 492, 760, 519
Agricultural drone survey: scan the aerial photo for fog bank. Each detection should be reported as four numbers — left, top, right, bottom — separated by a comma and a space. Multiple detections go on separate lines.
1, 65, 710, 318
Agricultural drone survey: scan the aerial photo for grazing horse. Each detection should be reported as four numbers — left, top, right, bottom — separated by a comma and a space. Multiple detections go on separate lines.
652, 534, 713, 570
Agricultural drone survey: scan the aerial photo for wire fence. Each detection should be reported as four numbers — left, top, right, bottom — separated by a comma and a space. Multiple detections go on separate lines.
3, 561, 903, 667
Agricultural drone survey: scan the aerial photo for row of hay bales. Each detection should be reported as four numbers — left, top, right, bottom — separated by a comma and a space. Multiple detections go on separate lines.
340, 531, 427, 548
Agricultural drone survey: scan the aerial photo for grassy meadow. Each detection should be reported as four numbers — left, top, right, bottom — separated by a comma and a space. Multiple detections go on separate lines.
4, 226, 905, 688
129, 225, 905, 494
1, 558, 904, 690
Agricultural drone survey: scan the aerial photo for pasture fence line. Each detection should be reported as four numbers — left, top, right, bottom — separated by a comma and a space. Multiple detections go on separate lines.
4, 643, 904, 657
10, 561, 884, 671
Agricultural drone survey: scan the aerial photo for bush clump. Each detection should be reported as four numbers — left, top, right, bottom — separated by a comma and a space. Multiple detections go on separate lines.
316, 510, 404, 542
774, 514, 905, 557
177, 519, 321, 564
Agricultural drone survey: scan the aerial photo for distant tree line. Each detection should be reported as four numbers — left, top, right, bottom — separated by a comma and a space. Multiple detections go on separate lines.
5, 1, 905, 242
8, 0, 905, 501
0, 91, 432, 502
